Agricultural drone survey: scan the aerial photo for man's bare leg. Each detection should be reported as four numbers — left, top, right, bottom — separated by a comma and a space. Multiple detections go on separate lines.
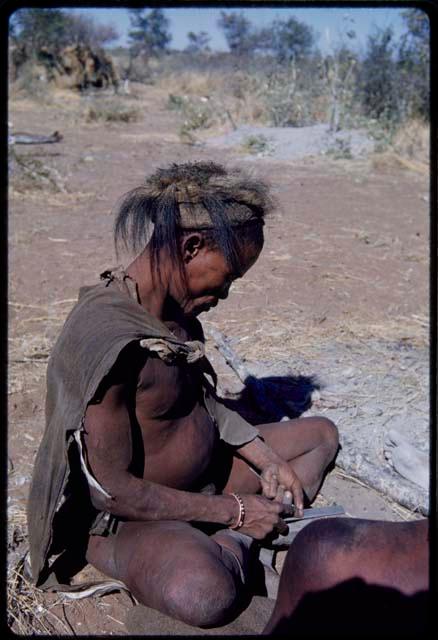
224, 416, 339, 503
86, 520, 250, 628
263, 517, 429, 635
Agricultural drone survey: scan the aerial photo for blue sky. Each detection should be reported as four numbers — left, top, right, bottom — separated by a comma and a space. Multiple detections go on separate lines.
67, 6, 409, 55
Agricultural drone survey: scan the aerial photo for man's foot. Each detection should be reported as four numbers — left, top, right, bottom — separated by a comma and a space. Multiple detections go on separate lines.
264, 519, 312, 549
384, 429, 429, 490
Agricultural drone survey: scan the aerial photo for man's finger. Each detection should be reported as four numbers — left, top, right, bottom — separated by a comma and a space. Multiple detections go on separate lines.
269, 474, 278, 497
275, 484, 285, 504
261, 466, 278, 499
261, 477, 276, 499
293, 486, 304, 518
262, 471, 278, 499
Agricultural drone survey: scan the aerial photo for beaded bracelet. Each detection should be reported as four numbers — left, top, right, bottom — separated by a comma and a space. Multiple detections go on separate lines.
230, 493, 245, 530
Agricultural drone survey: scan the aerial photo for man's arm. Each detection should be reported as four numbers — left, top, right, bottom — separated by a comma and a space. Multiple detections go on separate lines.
82, 379, 239, 526
81, 363, 287, 538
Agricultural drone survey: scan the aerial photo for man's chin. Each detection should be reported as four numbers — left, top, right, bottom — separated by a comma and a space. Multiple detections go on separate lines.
183, 299, 219, 317
189, 303, 213, 317
181, 306, 202, 318
192, 307, 208, 317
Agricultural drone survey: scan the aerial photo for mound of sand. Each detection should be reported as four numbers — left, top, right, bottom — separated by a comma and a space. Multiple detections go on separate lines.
206, 123, 375, 161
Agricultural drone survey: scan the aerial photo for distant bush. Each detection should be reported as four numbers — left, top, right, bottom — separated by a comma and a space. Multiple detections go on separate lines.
167, 93, 187, 110
397, 9, 429, 120
185, 31, 211, 54
167, 93, 216, 135
263, 65, 307, 127
241, 134, 274, 155
325, 136, 353, 159
356, 27, 400, 123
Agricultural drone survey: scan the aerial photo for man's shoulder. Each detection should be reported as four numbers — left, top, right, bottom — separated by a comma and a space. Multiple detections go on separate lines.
50, 280, 172, 372
73, 280, 168, 336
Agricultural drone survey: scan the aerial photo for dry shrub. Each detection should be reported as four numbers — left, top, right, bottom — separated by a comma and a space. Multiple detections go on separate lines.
84, 98, 141, 123
10, 60, 53, 103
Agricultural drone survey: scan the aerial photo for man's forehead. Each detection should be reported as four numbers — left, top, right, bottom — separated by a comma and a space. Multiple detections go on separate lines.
236, 241, 262, 276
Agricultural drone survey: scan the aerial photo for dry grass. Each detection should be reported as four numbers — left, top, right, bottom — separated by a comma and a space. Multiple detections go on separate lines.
7, 500, 71, 635
84, 97, 142, 124
159, 69, 221, 97
9, 62, 53, 104
8, 297, 75, 395
371, 152, 429, 174
205, 313, 428, 365
371, 119, 430, 174
7, 558, 69, 634
9, 147, 68, 194
392, 118, 429, 164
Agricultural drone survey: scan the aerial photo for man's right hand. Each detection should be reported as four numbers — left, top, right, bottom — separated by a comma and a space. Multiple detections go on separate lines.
237, 494, 289, 539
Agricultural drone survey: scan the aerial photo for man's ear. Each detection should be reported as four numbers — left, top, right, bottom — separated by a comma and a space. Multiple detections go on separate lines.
182, 233, 205, 262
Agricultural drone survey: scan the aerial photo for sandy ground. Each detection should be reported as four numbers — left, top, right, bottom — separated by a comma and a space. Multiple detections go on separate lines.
8, 83, 430, 635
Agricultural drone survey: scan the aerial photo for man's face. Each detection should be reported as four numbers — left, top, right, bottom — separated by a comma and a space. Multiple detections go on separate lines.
179, 237, 262, 317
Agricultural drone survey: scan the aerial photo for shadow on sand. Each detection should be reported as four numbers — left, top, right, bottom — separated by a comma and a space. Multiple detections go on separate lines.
222, 373, 320, 424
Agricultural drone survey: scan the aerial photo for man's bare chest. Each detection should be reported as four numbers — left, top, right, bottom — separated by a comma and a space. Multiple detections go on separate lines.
133, 344, 218, 488
136, 355, 202, 420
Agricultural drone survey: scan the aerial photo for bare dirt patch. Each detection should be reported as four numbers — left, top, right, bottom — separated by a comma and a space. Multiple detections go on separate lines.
8, 83, 429, 634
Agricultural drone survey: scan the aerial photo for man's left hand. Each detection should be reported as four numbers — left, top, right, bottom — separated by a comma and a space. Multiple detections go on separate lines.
260, 462, 304, 517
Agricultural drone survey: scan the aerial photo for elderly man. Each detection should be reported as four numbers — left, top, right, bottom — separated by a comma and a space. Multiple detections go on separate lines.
27, 162, 338, 628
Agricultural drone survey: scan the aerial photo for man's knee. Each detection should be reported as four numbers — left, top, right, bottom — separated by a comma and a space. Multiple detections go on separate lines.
284, 518, 361, 581
313, 416, 339, 458
163, 562, 238, 628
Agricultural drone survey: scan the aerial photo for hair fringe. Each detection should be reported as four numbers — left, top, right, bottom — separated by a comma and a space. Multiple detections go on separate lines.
113, 161, 273, 274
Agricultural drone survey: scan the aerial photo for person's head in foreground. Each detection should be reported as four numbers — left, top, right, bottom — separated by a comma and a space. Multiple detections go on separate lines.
114, 161, 273, 318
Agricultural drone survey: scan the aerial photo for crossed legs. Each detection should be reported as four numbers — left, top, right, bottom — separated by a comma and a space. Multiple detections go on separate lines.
86, 416, 338, 627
